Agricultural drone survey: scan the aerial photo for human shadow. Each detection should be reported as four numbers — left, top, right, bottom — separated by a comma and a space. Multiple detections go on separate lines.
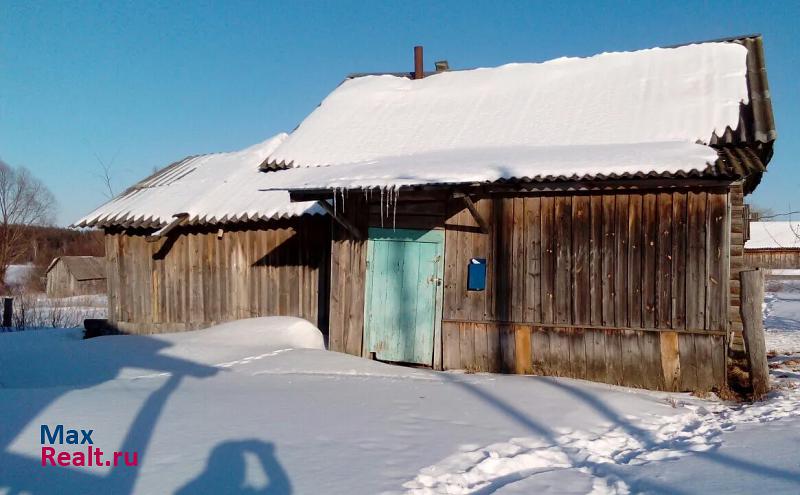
0, 331, 218, 494
176, 440, 292, 495
440, 372, 694, 495
540, 377, 800, 490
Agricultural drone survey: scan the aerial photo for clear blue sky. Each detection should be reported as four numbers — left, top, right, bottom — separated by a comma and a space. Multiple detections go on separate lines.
1, 0, 798, 226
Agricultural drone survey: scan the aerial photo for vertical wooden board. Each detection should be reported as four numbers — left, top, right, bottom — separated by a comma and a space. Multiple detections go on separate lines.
572, 195, 591, 326
554, 196, 572, 325
510, 198, 527, 322
473, 323, 490, 372
694, 334, 715, 391
620, 329, 643, 388
248, 231, 260, 318
584, 328, 607, 382
604, 329, 624, 385
443, 206, 460, 321
710, 334, 727, 390
614, 194, 630, 328
500, 323, 516, 373
601, 196, 616, 326
678, 333, 699, 391
707, 192, 728, 332
548, 328, 572, 377
328, 238, 346, 352
656, 193, 673, 328
530, 326, 549, 375
639, 331, 664, 390
189, 233, 205, 323
672, 192, 688, 330
459, 322, 476, 370
345, 236, 367, 357
493, 199, 509, 322
540, 196, 556, 324
642, 193, 658, 328
568, 328, 587, 380
455, 209, 470, 320
687, 191, 708, 330
486, 322, 502, 373
589, 195, 604, 326
659, 331, 681, 392
514, 325, 533, 374
442, 321, 461, 370
479, 199, 497, 321
626, 194, 641, 328
524, 196, 542, 323
287, 233, 301, 317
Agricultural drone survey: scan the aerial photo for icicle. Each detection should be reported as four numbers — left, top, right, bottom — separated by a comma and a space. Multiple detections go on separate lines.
392, 186, 399, 230
380, 187, 385, 227
333, 188, 338, 216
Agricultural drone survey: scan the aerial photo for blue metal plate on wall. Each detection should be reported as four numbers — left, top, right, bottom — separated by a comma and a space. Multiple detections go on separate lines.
467, 258, 487, 291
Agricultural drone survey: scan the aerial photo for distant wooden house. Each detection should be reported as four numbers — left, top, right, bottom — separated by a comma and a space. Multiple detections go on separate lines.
745, 221, 800, 272
73, 134, 330, 334
46, 256, 107, 297
261, 36, 776, 392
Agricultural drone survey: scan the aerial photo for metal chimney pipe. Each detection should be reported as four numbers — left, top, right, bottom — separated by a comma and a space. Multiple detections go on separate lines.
414, 46, 423, 79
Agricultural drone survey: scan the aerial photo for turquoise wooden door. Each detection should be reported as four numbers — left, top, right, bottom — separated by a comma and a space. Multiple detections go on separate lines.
364, 228, 444, 366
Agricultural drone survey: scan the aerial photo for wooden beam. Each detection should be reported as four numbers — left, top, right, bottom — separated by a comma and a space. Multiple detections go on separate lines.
453, 193, 489, 234
740, 268, 770, 399
316, 201, 362, 239
146, 213, 189, 242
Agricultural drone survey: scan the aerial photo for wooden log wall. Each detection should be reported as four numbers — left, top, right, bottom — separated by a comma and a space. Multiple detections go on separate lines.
729, 184, 746, 352
441, 189, 730, 391
104, 217, 330, 334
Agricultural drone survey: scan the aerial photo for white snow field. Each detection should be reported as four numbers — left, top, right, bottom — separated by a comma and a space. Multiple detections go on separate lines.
1, 303, 799, 494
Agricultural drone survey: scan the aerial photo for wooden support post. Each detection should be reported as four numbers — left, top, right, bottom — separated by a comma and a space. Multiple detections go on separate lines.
740, 269, 769, 399
3, 297, 12, 327
453, 193, 489, 234
316, 201, 362, 239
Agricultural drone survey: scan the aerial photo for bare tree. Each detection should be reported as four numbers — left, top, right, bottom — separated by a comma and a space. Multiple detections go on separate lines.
0, 160, 55, 289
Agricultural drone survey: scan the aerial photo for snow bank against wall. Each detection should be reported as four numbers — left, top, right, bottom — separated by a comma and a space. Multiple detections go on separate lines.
0, 316, 324, 388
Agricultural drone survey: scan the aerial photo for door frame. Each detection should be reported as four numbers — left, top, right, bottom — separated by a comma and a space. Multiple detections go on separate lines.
362, 227, 445, 369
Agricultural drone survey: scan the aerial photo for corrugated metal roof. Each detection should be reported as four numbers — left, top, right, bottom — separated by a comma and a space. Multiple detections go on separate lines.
47, 256, 106, 281
260, 35, 775, 195
73, 134, 326, 229
260, 143, 764, 194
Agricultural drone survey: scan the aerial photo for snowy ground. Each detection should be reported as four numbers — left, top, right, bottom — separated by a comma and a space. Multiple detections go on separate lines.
0, 286, 799, 494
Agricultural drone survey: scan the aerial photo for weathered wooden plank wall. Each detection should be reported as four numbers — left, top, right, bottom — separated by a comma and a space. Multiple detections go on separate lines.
46, 262, 107, 298
744, 249, 800, 269
104, 217, 330, 334
441, 189, 730, 391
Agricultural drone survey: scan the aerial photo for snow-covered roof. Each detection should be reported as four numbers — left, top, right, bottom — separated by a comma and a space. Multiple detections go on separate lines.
746, 222, 800, 250
262, 41, 762, 191
74, 134, 325, 229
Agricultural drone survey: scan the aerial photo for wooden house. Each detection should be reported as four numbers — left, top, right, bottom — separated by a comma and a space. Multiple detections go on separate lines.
73, 134, 330, 334
46, 256, 107, 297
259, 36, 776, 392
745, 221, 800, 272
